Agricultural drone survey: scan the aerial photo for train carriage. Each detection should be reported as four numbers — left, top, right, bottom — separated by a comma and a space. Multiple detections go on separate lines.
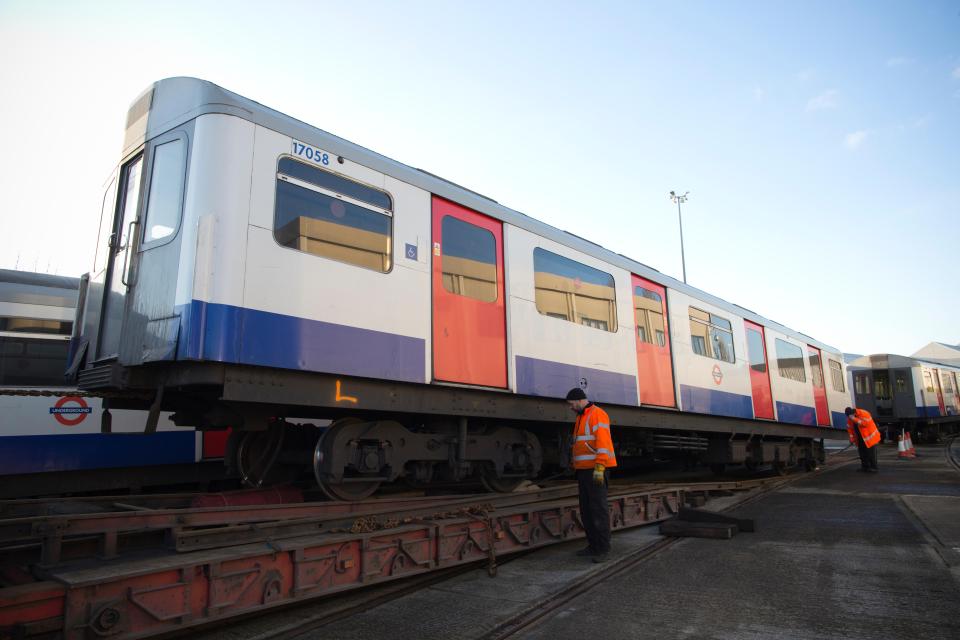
71, 77, 852, 498
849, 354, 960, 442
0, 269, 233, 496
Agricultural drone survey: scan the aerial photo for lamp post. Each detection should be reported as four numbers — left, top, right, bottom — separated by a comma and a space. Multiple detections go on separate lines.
669, 190, 689, 284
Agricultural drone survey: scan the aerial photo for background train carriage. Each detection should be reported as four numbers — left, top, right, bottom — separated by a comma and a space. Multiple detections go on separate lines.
848, 353, 960, 442
0, 268, 231, 497
70, 77, 851, 498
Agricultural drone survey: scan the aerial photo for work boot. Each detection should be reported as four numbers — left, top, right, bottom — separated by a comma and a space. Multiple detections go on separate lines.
592, 552, 609, 563
575, 547, 594, 557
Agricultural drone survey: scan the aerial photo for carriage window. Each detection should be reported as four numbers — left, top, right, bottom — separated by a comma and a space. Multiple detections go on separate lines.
895, 370, 907, 393
942, 375, 954, 393
854, 373, 870, 395
143, 139, 185, 243
775, 339, 806, 383
922, 371, 935, 392
634, 287, 665, 345
94, 177, 118, 273
0, 317, 72, 336
534, 248, 617, 332
746, 328, 767, 373
809, 350, 824, 389
441, 216, 497, 302
829, 359, 845, 392
0, 337, 70, 386
688, 307, 735, 363
874, 372, 891, 400
275, 158, 392, 272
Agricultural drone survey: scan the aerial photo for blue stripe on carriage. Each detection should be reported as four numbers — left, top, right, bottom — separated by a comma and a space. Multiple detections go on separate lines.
177, 300, 426, 383
0, 432, 196, 475
775, 401, 816, 425
679, 384, 753, 419
832, 411, 848, 429
515, 356, 638, 406
916, 405, 941, 417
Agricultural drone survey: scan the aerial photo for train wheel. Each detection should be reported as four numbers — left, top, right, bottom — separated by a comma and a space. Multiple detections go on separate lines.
236, 423, 286, 488
313, 418, 382, 501
479, 466, 525, 493
772, 460, 789, 476
710, 463, 726, 476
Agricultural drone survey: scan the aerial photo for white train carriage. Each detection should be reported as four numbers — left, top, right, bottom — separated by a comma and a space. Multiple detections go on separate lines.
506, 226, 638, 406
849, 354, 960, 441
0, 269, 236, 496
72, 78, 852, 497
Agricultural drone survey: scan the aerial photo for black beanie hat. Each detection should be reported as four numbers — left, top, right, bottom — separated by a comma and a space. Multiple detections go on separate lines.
566, 387, 587, 401
845, 407, 854, 416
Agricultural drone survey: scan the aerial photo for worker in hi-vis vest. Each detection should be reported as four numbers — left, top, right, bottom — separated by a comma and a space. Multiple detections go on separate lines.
845, 406, 881, 473
566, 387, 618, 563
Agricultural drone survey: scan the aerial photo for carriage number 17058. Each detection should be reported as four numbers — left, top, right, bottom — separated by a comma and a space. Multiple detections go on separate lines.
292, 140, 330, 166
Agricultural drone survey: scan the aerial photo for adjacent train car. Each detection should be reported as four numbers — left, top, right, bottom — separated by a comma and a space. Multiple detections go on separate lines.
70, 78, 852, 499
848, 353, 960, 442
0, 269, 229, 497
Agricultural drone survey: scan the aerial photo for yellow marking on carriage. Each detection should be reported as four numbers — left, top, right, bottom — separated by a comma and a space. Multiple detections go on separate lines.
335, 380, 358, 404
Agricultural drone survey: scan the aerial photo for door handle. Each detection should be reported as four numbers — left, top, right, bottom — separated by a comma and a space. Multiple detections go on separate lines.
120, 219, 139, 287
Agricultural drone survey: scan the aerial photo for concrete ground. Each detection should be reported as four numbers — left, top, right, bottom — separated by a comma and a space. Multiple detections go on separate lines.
197, 441, 960, 640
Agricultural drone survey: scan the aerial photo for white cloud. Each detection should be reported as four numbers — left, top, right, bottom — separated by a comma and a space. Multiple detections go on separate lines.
844, 130, 868, 150
952, 66, 960, 79
796, 68, 816, 82
886, 57, 912, 67
806, 89, 839, 111
752, 86, 766, 101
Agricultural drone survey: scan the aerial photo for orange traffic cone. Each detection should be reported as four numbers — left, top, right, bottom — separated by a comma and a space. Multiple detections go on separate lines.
905, 431, 917, 458
897, 432, 910, 459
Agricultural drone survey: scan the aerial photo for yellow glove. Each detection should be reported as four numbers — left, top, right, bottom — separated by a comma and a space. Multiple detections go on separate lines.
593, 463, 605, 485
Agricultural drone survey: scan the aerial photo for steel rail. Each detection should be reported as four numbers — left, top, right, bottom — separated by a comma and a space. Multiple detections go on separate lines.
0, 472, 812, 570
480, 448, 860, 640
184, 460, 857, 640
0, 485, 686, 639
944, 435, 960, 473
0, 456, 858, 639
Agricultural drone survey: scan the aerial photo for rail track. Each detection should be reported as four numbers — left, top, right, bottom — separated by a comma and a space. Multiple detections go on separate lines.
945, 435, 960, 473
0, 450, 858, 640
223, 448, 860, 640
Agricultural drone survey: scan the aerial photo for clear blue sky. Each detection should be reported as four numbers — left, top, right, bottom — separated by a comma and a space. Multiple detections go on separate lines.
0, 1, 957, 356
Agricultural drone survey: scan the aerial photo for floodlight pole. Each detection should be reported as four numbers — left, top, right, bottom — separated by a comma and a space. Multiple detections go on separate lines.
670, 190, 689, 284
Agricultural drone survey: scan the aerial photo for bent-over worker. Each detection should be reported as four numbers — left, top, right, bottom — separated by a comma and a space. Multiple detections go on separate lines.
845, 406, 880, 473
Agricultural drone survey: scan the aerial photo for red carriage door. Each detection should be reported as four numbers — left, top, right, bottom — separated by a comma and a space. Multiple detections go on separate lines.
431, 196, 507, 387
952, 373, 960, 414
807, 345, 831, 426
932, 369, 946, 414
744, 320, 774, 419
631, 276, 675, 407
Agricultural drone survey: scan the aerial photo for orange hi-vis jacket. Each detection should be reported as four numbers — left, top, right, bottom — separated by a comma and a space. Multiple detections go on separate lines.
847, 408, 881, 448
572, 404, 618, 470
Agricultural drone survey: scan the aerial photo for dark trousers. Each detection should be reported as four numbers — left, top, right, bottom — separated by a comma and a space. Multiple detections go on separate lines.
856, 432, 879, 470
576, 469, 611, 553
